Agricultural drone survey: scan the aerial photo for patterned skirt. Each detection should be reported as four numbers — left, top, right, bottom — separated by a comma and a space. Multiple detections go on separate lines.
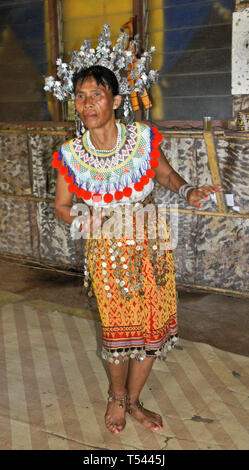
83, 193, 178, 363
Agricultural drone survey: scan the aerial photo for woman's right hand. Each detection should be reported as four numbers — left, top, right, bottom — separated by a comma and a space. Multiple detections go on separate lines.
187, 184, 223, 208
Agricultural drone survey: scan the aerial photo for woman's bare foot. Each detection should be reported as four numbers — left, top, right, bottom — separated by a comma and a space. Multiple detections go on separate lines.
105, 391, 127, 434
128, 399, 163, 432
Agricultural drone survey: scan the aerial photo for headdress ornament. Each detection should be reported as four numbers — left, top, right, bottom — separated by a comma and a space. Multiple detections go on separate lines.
44, 23, 158, 121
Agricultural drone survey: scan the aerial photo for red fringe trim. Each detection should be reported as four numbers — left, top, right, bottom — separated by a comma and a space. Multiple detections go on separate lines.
52, 127, 162, 202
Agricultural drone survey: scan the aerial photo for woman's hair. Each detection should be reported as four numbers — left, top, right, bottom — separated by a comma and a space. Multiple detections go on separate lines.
72, 65, 120, 97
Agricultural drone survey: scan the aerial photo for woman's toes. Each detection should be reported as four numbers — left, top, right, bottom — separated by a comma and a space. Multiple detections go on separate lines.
152, 419, 163, 431
105, 401, 126, 434
128, 401, 163, 432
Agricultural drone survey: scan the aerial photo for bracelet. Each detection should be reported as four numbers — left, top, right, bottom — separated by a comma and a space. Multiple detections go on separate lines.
178, 184, 195, 201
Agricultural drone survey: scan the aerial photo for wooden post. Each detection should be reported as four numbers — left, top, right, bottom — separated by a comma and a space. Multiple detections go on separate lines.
133, 0, 145, 50
203, 131, 227, 213
132, 0, 146, 121
48, 0, 62, 121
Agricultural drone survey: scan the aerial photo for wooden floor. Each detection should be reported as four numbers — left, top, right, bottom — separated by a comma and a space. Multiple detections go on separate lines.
0, 261, 248, 450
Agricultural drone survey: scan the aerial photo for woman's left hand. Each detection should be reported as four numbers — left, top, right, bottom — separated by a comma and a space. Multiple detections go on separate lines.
188, 185, 224, 208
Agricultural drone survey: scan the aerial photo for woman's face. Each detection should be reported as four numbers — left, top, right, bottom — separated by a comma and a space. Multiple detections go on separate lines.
74, 76, 121, 130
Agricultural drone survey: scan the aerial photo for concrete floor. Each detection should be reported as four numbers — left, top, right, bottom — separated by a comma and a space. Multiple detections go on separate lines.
0, 260, 248, 450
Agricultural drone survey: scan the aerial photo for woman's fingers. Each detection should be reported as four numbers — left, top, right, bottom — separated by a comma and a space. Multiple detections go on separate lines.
188, 185, 223, 207
197, 185, 223, 198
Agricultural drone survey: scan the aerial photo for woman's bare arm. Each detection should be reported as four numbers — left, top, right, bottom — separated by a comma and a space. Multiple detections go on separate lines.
154, 148, 223, 207
154, 149, 187, 193
54, 173, 95, 234
54, 172, 75, 224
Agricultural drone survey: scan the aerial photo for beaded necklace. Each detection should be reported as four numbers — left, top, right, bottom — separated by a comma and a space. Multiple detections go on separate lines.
85, 123, 122, 156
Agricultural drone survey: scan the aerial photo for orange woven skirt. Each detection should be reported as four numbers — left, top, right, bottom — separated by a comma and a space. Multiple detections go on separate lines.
84, 196, 178, 363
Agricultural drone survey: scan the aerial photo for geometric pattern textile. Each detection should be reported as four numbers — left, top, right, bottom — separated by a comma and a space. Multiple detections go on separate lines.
86, 192, 178, 363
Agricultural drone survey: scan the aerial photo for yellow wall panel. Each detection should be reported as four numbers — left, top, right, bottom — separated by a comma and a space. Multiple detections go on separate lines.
63, 14, 133, 57
63, 0, 105, 20
150, 31, 164, 62
150, 84, 163, 120
148, 9, 164, 32
62, 0, 133, 58
151, 52, 163, 71
148, 0, 164, 9
148, 6, 163, 71
104, 0, 132, 15
63, 0, 132, 20
147, 0, 164, 120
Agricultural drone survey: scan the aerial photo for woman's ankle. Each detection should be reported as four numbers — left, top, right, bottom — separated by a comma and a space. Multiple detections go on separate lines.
109, 384, 128, 398
127, 393, 139, 405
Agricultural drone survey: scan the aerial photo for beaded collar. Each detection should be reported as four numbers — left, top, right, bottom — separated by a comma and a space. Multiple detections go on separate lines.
52, 123, 162, 203
84, 122, 123, 157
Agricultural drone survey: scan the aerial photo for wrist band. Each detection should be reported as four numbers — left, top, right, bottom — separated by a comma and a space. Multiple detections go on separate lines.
178, 184, 195, 201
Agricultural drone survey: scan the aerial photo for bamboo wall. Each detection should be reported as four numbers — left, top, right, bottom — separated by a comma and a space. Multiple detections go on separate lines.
0, 124, 248, 297
0, 124, 85, 273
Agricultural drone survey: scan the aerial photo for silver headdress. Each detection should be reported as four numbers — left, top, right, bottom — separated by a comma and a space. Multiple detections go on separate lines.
44, 23, 158, 123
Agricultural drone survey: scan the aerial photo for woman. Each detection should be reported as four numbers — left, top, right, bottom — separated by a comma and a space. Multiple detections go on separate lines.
53, 65, 223, 434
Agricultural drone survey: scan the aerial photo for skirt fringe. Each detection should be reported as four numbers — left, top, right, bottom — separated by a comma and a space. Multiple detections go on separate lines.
83, 192, 178, 363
